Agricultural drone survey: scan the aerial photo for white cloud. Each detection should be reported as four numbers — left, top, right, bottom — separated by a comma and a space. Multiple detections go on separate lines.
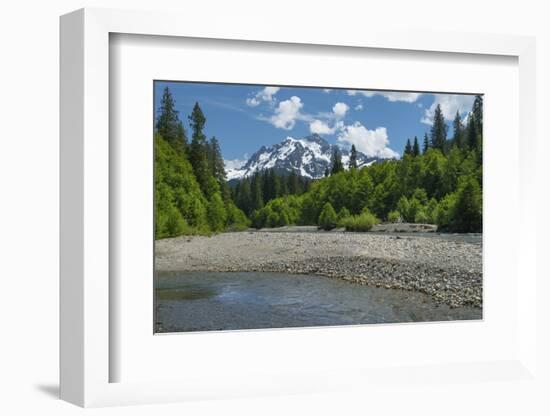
332, 102, 349, 118
308, 103, 348, 135
347, 90, 422, 103
355, 104, 363, 111
269, 96, 303, 130
421, 94, 475, 125
246, 86, 280, 107
309, 119, 335, 135
337, 122, 399, 159
323, 89, 332, 93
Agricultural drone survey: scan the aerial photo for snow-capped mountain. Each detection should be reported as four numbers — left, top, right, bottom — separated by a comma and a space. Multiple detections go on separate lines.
226, 134, 387, 181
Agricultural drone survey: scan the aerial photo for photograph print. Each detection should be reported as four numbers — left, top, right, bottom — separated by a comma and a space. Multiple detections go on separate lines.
154, 81, 483, 333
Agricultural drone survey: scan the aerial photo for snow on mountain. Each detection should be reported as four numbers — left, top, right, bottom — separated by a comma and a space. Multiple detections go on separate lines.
226, 134, 386, 181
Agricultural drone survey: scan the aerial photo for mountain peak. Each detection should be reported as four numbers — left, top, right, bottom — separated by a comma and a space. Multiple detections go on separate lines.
226, 135, 387, 181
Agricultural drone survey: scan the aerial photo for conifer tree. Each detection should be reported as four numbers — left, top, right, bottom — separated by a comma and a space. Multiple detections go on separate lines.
472, 95, 483, 134
412, 136, 420, 157
188, 102, 210, 192
208, 136, 229, 199
331, 147, 344, 175
250, 173, 264, 212
324, 166, 330, 177
404, 139, 412, 156
236, 177, 252, 216
466, 115, 478, 150
156, 87, 186, 149
452, 110, 463, 148
423, 133, 430, 154
430, 104, 448, 152
318, 202, 338, 230
288, 170, 300, 194
349, 144, 358, 169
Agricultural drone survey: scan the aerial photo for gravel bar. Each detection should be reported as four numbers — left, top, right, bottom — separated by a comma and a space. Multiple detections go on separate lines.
155, 229, 482, 308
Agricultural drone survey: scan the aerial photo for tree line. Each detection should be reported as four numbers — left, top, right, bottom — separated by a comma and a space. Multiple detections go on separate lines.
244, 97, 483, 233
155, 87, 249, 238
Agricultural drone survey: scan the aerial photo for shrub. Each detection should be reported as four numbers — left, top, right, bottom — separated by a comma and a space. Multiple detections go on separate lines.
164, 205, 190, 237
387, 210, 401, 223
318, 202, 338, 230
225, 201, 250, 231
206, 193, 227, 232
341, 209, 379, 232
337, 207, 351, 223
414, 209, 429, 224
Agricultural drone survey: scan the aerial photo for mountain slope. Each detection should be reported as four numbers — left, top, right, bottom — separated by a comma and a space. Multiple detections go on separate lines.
227, 134, 387, 180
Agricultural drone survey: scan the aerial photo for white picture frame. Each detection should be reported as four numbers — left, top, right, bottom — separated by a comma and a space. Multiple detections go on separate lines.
60, 7, 537, 407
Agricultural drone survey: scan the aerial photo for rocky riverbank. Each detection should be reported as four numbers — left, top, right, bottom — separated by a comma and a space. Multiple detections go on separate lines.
155, 228, 482, 308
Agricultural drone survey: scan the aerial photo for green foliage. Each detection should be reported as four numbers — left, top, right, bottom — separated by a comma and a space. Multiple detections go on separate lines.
412, 136, 420, 157
387, 210, 401, 223
318, 202, 338, 230
154, 90, 248, 239
188, 102, 210, 192
430, 104, 448, 151
422, 133, 430, 154
156, 87, 187, 150
251, 195, 302, 228
225, 201, 250, 230
341, 208, 379, 232
404, 138, 412, 156
448, 176, 482, 232
207, 193, 227, 232
331, 147, 344, 174
337, 207, 351, 222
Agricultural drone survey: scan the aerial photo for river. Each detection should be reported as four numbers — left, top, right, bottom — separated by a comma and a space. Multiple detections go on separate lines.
155, 271, 481, 333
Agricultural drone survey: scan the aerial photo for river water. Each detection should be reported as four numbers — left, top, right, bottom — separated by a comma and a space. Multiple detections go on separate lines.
155, 271, 481, 333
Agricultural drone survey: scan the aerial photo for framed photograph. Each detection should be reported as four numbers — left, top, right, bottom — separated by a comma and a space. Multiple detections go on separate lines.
60, 8, 537, 407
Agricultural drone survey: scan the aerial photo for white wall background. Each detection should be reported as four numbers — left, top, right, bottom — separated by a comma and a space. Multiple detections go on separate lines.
0, 1, 548, 414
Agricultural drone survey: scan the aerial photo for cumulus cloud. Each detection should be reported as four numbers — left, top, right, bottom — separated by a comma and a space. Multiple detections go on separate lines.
309, 119, 335, 135
421, 94, 475, 125
347, 90, 422, 103
308, 102, 348, 134
246, 86, 280, 107
269, 96, 304, 130
355, 103, 363, 111
337, 122, 399, 159
332, 102, 349, 118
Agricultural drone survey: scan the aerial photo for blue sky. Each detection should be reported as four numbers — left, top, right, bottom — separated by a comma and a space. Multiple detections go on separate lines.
154, 81, 476, 168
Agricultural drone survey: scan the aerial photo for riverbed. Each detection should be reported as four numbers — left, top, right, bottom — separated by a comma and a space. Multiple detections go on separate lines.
156, 228, 482, 308
155, 271, 482, 333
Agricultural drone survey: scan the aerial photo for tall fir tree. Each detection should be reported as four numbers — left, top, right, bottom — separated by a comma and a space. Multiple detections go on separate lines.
331, 147, 344, 175
430, 104, 448, 152
188, 102, 210, 193
250, 173, 264, 212
208, 136, 229, 199
472, 95, 483, 134
423, 133, 430, 153
236, 178, 252, 216
452, 110, 464, 148
404, 138, 412, 156
412, 136, 420, 156
349, 144, 358, 169
466, 115, 478, 150
156, 87, 187, 150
